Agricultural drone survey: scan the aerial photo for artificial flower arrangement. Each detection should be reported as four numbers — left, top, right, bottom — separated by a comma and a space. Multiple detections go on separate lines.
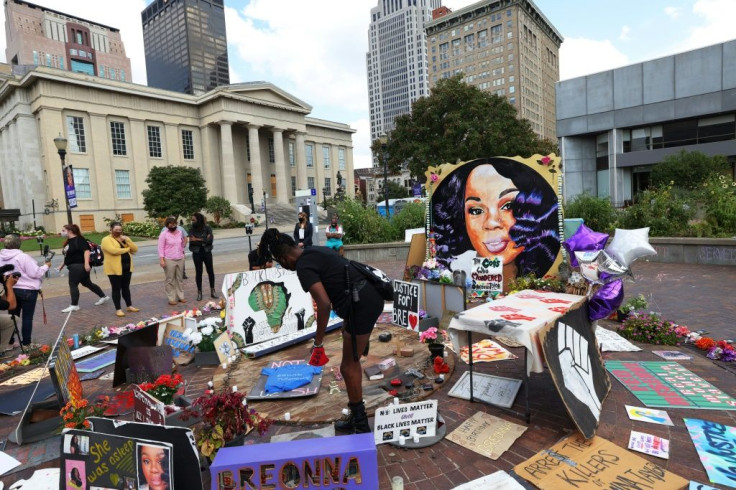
419, 327, 449, 345
407, 258, 473, 288
0, 344, 53, 375
60, 396, 110, 430
191, 390, 272, 460
184, 317, 226, 353
674, 325, 736, 363
138, 373, 184, 407
617, 312, 679, 346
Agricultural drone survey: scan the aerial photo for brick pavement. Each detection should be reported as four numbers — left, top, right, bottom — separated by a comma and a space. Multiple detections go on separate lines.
1, 252, 736, 488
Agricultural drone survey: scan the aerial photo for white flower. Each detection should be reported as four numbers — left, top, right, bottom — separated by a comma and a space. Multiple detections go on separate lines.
189, 332, 203, 345
182, 328, 193, 340
201, 325, 214, 337
99, 327, 110, 339
199, 317, 222, 328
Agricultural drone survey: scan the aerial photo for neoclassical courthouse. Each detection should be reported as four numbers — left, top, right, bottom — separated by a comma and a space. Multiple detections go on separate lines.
0, 65, 356, 232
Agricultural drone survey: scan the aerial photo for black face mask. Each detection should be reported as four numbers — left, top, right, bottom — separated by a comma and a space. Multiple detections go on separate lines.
299, 217, 305, 223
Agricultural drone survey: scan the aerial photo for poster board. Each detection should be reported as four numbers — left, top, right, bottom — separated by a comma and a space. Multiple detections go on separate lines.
75, 349, 117, 373
160, 314, 195, 365
213, 332, 235, 364
471, 257, 503, 295
446, 411, 526, 460
126, 345, 173, 384
628, 430, 670, 459
684, 418, 736, 488
514, 433, 688, 489
373, 400, 438, 444
113, 322, 161, 387
222, 268, 316, 347
405, 232, 426, 272
448, 372, 521, 408
539, 306, 611, 439
392, 280, 419, 331
49, 335, 82, 407
133, 385, 166, 425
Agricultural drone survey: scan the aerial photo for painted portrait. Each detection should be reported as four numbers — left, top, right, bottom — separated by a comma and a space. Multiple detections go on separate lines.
428, 156, 562, 288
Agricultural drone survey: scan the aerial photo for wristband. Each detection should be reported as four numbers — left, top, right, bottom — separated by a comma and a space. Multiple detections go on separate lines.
313, 341, 323, 348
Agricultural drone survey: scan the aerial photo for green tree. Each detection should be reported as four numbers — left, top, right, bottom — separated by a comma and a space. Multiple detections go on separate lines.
564, 194, 618, 234
374, 75, 555, 178
333, 198, 393, 244
384, 180, 409, 199
390, 202, 426, 240
142, 165, 208, 219
204, 196, 233, 225
650, 150, 730, 190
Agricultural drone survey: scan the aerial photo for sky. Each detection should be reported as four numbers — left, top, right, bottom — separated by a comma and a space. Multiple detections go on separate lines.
2, 0, 735, 169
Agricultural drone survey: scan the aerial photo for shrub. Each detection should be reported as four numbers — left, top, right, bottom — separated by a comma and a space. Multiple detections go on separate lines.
617, 312, 679, 345
650, 150, 730, 190
122, 220, 162, 238
389, 202, 426, 241
697, 174, 736, 236
619, 186, 694, 236
564, 193, 618, 234
204, 196, 233, 225
333, 198, 393, 244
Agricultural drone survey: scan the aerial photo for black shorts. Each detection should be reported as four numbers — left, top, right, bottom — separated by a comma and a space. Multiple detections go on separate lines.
343, 280, 384, 336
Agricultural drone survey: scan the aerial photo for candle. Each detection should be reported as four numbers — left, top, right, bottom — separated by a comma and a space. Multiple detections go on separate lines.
232, 386, 238, 392
207, 381, 213, 388
413, 435, 420, 443
393, 397, 399, 405
222, 362, 228, 370
284, 412, 291, 421
391, 476, 404, 490
342, 408, 350, 416
399, 436, 406, 446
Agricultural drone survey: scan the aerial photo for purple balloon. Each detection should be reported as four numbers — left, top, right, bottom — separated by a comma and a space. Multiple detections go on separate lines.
564, 224, 609, 267
588, 279, 624, 321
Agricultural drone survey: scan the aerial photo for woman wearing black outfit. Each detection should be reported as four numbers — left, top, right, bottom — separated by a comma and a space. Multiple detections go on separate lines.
57, 224, 109, 313
188, 212, 216, 301
293, 212, 313, 248
259, 229, 383, 434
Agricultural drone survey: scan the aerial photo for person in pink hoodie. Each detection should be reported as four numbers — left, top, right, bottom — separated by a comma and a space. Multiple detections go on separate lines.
0, 234, 51, 347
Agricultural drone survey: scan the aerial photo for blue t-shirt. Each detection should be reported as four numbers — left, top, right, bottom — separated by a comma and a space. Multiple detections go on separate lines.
261, 365, 322, 394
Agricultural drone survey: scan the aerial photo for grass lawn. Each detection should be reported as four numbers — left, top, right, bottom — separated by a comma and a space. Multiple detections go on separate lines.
17, 233, 151, 253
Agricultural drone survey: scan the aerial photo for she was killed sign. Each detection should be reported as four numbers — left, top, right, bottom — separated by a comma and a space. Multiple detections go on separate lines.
392, 280, 419, 330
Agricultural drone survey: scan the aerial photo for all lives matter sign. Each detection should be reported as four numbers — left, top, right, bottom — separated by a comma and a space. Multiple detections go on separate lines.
392, 280, 419, 330
374, 400, 438, 445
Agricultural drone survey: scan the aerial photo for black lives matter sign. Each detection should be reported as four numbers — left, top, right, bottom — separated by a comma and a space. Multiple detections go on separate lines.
392, 280, 419, 330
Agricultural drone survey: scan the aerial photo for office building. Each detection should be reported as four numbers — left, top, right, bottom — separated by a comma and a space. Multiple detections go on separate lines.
556, 40, 736, 207
4, 0, 132, 80
0, 66, 355, 232
426, 0, 562, 141
142, 0, 229, 95
367, 0, 442, 147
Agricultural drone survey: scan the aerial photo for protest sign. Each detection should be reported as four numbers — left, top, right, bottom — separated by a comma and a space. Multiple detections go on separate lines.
514, 433, 688, 489
652, 350, 693, 361
594, 327, 641, 352
213, 332, 235, 364
76, 349, 117, 373
374, 400, 437, 445
133, 385, 165, 425
50, 335, 82, 406
446, 411, 526, 460
448, 371, 521, 408
628, 430, 670, 459
161, 315, 195, 365
392, 280, 420, 330
684, 418, 736, 488
625, 405, 674, 426
471, 257, 502, 294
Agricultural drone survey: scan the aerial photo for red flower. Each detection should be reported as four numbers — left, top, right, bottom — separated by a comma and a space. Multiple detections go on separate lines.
540, 156, 552, 165
695, 337, 716, 350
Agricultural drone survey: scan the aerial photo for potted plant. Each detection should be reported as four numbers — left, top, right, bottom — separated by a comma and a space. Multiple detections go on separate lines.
185, 317, 226, 366
60, 396, 110, 430
617, 294, 649, 322
420, 327, 448, 359
137, 373, 197, 427
192, 390, 272, 461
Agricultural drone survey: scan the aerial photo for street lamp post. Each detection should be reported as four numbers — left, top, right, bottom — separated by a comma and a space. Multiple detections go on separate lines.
263, 191, 269, 230
53, 134, 73, 225
379, 133, 389, 218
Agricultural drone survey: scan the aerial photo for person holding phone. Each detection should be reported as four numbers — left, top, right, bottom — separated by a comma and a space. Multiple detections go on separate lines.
102, 222, 139, 317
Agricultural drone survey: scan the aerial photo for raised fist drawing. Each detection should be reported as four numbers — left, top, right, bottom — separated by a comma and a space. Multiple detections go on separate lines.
557, 322, 601, 419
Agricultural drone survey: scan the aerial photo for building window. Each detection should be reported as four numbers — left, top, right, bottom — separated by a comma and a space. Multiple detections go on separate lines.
72, 168, 91, 198
271, 174, 277, 197
147, 125, 162, 158
324, 177, 331, 196
99, 64, 105, 77
338, 147, 346, 170
66, 116, 86, 153
289, 141, 295, 167
110, 121, 127, 156
115, 170, 132, 198
306, 144, 314, 167
323, 145, 330, 168
245, 133, 251, 161
307, 176, 315, 190
268, 136, 275, 163
182, 129, 194, 160
291, 176, 297, 196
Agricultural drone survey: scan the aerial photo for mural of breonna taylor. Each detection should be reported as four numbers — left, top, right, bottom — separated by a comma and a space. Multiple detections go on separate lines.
428, 155, 562, 289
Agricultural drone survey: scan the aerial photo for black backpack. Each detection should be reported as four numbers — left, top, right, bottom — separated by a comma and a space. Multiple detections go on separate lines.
87, 240, 104, 267
350, 261, 394, 301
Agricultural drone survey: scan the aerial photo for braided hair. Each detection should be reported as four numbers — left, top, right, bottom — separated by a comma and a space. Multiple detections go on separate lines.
257, 228, 297, 264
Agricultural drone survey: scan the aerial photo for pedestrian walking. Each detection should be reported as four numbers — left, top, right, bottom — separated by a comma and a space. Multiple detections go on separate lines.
293, 211, 313, 248
101, 222, 140, 317
158, 216, 187, 305
188, 212, 216, 301
0, 234, 52, 346
57, 224, 110, 312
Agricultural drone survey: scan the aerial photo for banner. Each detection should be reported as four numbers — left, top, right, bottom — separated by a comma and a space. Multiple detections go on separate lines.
684, 418, 736, 488
392, 280, 419, 330
63, 165, 77, 208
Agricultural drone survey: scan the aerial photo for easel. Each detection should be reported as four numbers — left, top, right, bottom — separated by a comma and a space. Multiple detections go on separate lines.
10, 314, 26, 354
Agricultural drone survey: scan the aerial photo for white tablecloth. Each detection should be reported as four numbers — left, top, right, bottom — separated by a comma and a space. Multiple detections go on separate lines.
449, 290, 587, 374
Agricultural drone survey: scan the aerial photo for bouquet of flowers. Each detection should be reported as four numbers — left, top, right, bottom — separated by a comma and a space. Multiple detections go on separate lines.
419, 327, 448, 345
184, 317, 225, 353
138, 373, 184, 406
60, 396, 109, 430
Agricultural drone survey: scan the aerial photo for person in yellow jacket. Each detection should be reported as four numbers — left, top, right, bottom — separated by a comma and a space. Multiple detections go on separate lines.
101, 222, 140, 317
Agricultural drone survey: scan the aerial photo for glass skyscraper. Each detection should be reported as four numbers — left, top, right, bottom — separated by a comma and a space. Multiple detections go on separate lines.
142, 0, 229, 95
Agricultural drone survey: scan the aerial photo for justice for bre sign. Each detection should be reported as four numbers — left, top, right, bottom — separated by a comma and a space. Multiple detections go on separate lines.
392, 280, 419, 330
374, 400, 438, 445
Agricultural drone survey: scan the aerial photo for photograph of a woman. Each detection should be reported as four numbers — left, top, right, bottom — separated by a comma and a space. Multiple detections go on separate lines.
137, 443, 171, 490
64, 434, 89, 455
431, 157, 560, 286
65, 460, 85, 489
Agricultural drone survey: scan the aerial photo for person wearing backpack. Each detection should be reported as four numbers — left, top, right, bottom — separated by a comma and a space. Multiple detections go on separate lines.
101, 222, 140, 317
57, 224, 110, 312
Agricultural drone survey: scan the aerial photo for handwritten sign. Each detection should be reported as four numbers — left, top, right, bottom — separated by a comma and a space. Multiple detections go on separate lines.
213, 332, 234, 364
133, 385, 165, 425
628, 431, 670, 459
625, 406, 674, 426
162, 317, 195, 364
447, 411, 526, 460
50, 335, 82, 405
373, 400, 437, 445
392, 280, 419, 330
515, 433, 688, 490
448, 372, 521, 408
684, 418, 736, 488
471, 257, 502, 294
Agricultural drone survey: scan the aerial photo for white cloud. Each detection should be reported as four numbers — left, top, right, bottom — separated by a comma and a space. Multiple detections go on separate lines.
664, 6, 682, 18
619, 25, 631, 41
559, 38, 630, 80
350, 117, 372, 169
677, 0, 736, 52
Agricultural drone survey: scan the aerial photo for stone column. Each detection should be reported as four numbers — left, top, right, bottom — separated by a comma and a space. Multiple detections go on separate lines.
295, 131, 307, 189
248, 124, 264, 206
272, 128, 289, 204
219, 121, 238, 204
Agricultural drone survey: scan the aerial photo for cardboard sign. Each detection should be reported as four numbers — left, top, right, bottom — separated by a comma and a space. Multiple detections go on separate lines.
76, 349, 117, 373
126, 346, 173, 384
71, 345, 104, 360
391, 280, 419, 330
222, 268, 316, 347
625, 405, 674, 426
594, 327, 642, 352
114, 322, 161, 387
373, 400, 437, 444
540, 306, 611, 439
133, 385, 165, 425
448, 371, 521, 408
652, 350, 693, 361
213, 332, 235, 364
59, 429, 174, 490
456, 339, 517, 364
446, 411, 526, 460
684, 418, 736, 488
161, 315, 195, 365
471, 256, 503, 294
606, 361, 736, 409
49, 335, 82, 406
514, 433, 688, 489
628, 430, 670, 459
453, 471, 526, 490
211, 433, 377, 489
